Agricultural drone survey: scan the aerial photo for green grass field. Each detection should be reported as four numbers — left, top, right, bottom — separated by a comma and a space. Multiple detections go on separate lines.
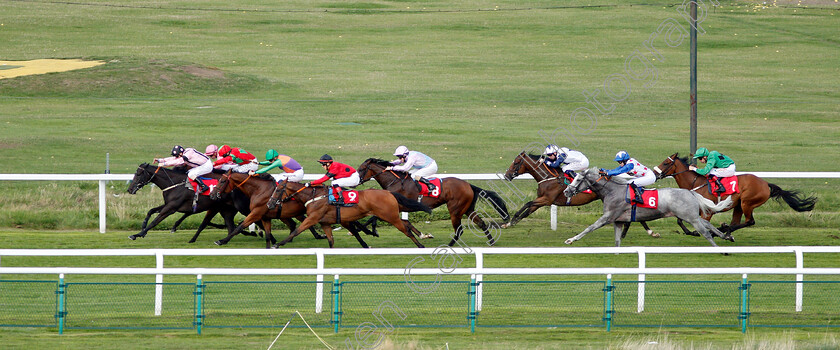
1, 0, 839, 348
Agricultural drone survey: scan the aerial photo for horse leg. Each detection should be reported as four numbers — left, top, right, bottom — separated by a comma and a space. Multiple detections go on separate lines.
614, 223, 626, 247
460, 211, 499, 246
683, 217, 719, 247
130, 204, 180, 240
720, 205, 756, 241
565, 214, 615, 245
638, 221, 660, 238
140, 204, 165, 230
502, 197, 550, 228
274, 213, 322, 248
405, 220, 432, 239
187, 210, 217, 243
342, 223, 369, 248
619, 222, 631, 240
261, 219, 273, 249
380, 211, 424, 248
214, 210, 264, 246
360, 216, 380, 236
676, 218, 701, 236
169, 212, 192, 233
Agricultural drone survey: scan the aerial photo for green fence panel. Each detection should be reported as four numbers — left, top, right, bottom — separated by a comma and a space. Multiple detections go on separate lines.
612, 281, 741, 327
0, 280, 57, 327
203, 281, 333, 329
65, 282, 195, 329
477, 281, 606, 328
748, 281, 840, 327
339, 281, 469, 328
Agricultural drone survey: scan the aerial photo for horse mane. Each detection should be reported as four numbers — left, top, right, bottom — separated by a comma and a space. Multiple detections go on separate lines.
169, 165, 188, 174
256, 173, 274, 181
526, 153, 543, 160
365, 158, 393, 167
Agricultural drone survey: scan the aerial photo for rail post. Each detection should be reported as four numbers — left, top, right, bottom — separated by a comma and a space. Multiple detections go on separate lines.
795, 248, 803, 312
155, 251, 163, 316
332, 275, 341, 333
637, 250, 646, 313
316, 251, 325, 313
475, 251, 483, 312
57, 273, 66, 334
194, 274, 204, 335
550, 205, 557, 231
468, 275, 477, 333
604, 274, 614, 332
739, 273, 750, 333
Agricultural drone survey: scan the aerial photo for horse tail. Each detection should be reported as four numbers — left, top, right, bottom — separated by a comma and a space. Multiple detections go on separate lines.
691, 191, 732, 216
390, 192, 433, 214
469, 184, 510, 221
768, 183, 817, 212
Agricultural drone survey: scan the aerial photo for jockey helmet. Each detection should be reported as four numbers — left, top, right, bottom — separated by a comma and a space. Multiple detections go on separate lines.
543, 144, 560, 155
559, 147, 570, 155
693, 147, 710, 159
171, 145, 185, 157
204, 144, 218, 157
394, 145, 409, 157
318, 154, 333, 164
265, 149, 279, 161
217, 145, 232, 157
614, 151, 630, 162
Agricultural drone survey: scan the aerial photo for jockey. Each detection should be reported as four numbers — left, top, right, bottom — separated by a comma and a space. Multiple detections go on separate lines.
690, 147, 736, 194
204, 144, 219, 160
251, 149, 305, 183
543, 144, 590, 178
385, 145, 438, 192
602, 150, 655, 204
154, 145, 212, 192
308, 154, 360, 205
213, 145, 258, 173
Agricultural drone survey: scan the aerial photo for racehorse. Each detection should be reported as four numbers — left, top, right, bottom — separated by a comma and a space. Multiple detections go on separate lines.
127, 163, 239, 241
209, 171, 348, 248
357, 158, 510, 246
563, 168, 732, 247
502, 152, 661, 239
653, 153, 817, 236
273, 181, 433, 248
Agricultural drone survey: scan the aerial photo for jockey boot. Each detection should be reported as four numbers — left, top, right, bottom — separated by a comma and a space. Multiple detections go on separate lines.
419, 177, 436, 192
195, 178, 210, 193
631, 183, 644, 204
564, 170, 577, 179
713, 176, 725, 194
332, 185, 344, 205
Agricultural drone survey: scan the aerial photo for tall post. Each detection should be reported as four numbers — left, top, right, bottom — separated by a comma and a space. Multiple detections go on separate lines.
195, 274, 204, 335
315, 251, 325, 313
155, 252, 164, 316
795, 249, 804, 312
689, 0, 698, 164
57, 273, 66, 334
469, 275, 477, 333
99, 180, 107, 233
739, 273, 750, 333
637, 251, 646, 313
605, 274, 614, 332
332, 275, 341, 333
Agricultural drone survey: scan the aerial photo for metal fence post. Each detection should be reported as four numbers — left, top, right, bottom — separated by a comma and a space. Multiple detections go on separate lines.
795, 248, 803, 312
550, 205, 557, 231
155, 251, 163, 316
739, 273, 750, 333
637, 251, 646, 313
316, 251, 324, 314
195, 274, 204, 335
468, 275, 477, 333
332, 275, 341, 333
604, 274, 614, 332
57, 273, 66, 334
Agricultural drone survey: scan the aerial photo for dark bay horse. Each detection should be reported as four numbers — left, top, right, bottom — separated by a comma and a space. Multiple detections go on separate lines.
502, 153, 660, 239
209, 171, 333, 248
273, 181, 433, 248
127, 163, 239, 241
653, 153, 817, 236
357, 158, 510, 246
564, 168, 732, 247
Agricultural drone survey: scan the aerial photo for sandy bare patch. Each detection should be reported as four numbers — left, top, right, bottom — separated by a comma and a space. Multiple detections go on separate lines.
180, 65, 224, 79
0, 59, 105, 79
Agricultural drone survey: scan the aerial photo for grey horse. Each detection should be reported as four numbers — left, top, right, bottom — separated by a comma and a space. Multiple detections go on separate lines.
563, 168, 732, 247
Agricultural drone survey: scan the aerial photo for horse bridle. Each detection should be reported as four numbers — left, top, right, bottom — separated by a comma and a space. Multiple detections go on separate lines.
359, 162, 409, 189
654, 156, 691, 180
133, 165, 179, 192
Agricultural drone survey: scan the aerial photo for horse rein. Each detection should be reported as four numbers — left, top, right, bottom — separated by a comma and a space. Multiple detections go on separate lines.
137, 165, 180, 192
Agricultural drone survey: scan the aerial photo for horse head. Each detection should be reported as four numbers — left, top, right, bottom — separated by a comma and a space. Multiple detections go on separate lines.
209, 170, 234, 200
504, 153, 530, 181
563, 168, 605, 198
127, 163, 155, 194
357, 158, 387, 184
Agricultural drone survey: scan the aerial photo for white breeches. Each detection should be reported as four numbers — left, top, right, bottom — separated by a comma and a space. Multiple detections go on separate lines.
562, 159, 589, 173
409, 161, 438, 180
219, 162, 258, 173
187, 161, 213, 180
711, 164, 736, 178
276, 169, 305, 183
617, 171, 656, 187
331, 172, 361, 188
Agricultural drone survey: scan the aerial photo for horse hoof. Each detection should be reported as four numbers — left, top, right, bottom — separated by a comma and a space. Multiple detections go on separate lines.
500, 223, 511, 229
315, 235, 328, 240
564, 239, 574, 245
128, 235, 137, 240
169, 230, 177, 234
419, 233, 434, 239
214, 240, 225, 246
188, 240, 196, 244
650, 233, 661, 238
724, 234, 735, 242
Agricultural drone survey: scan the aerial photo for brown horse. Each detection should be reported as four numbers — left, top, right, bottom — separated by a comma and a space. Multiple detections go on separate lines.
502, 152, 660, 239
272, 181, 433, 248
653, 153, 817, 237
208, 171, 330, 248
357, 158, 509, 246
